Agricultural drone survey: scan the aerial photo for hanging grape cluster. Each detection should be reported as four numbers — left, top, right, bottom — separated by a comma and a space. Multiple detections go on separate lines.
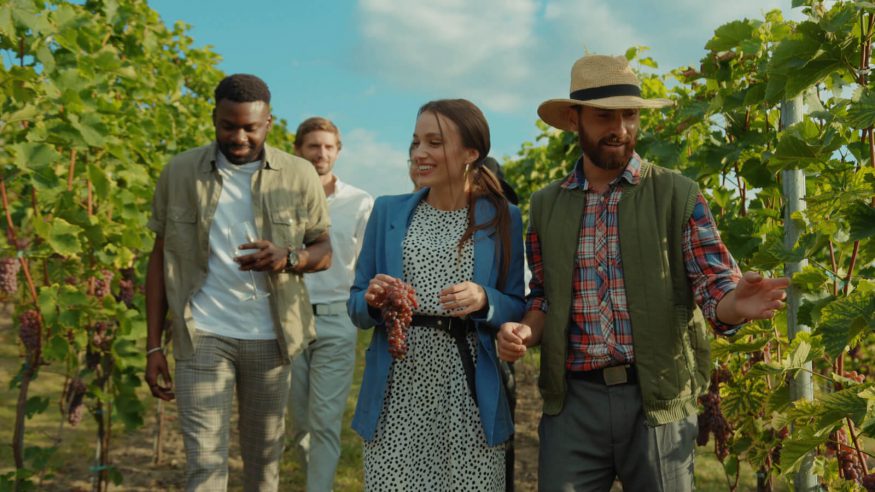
697, 373, 732, 460
92, 270, 114, 299
0, 257, 20, 294
376, 279, 417, 359
90, 321, 114, 352
117, 268, 136, 308
18, 310, 41, 354
63, 378, 87, 427
770, 426, 788, 470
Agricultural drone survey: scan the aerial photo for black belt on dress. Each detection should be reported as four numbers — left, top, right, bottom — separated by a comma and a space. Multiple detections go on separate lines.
410, 315, 477, 403
567, 364, 637, 386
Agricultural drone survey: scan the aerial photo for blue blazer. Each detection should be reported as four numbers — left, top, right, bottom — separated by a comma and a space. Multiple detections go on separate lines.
347, 188, 526, 446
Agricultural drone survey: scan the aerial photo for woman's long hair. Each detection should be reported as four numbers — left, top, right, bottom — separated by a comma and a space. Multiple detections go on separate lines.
417, 99, 511, 289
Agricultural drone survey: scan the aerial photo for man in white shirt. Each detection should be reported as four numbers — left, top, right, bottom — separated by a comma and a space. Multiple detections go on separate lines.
287, 117, 373, 491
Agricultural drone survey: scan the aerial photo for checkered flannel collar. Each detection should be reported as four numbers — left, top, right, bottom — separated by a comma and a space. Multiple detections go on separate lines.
561, 153, 642, 191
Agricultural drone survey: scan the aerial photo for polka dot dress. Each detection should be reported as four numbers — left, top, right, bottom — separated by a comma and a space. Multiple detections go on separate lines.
363, 200, 505, 491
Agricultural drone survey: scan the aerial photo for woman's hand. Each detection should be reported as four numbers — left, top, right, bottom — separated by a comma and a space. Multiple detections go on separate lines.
439, 281, 487, 317
497, 322, 531, 362
365, 273, 401, 308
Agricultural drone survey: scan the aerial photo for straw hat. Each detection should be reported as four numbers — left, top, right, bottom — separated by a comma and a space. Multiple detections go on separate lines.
538, 54, 673, 132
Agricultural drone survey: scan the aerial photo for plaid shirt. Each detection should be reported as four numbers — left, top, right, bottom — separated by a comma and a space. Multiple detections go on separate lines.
526, 155, 742, 372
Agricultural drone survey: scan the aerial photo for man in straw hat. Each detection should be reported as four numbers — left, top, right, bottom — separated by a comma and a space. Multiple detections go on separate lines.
497, 54, 789, 491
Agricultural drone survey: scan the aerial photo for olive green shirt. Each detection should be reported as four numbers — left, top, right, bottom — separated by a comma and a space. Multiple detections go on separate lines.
148, 142, 330, 360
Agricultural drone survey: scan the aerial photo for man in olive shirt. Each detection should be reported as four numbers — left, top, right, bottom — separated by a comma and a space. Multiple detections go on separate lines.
144, 74, 331, 491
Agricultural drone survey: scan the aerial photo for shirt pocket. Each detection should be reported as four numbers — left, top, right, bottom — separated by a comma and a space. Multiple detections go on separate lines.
270, 208, 307, 247
164, 206, 197, 257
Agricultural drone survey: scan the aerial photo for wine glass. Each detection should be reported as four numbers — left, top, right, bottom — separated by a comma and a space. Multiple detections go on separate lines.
226, 222, 270, 301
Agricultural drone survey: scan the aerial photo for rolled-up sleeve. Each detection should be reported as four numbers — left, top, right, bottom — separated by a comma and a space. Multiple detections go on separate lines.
147, 164, 170, 237
525, 224, 549, 313
683, 194, 743, 334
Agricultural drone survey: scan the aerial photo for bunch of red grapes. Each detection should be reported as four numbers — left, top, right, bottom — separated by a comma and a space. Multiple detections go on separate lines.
91, 321, 113, 352
697, 373, 732, 460
0, 257, 19, 294
18, 309, 41, 354
92, 269, 114, 298
375, 279, 417, 360
64, 378, 87, 427
827, 428, 875, 487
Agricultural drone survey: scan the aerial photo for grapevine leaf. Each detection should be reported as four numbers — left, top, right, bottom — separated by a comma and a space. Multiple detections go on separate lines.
780, 433, 827, 475
766, 384, 792, 414
68, 113, 107, 147
12, 142, 61, 171
33, 217, 83, 256
847, 202, 875, 241
791, 266, 829, 293
815, 386, 869, 427
88, 163, 111, 199
58, 285, 88, 308
42, 335, 68, 361
858, 387, 875, 438
706, 20, 757, 52
24, 396, 50, 419
6, 105, 38, 124
771, 120, 830, 167
723, 455, 739, 477
711, 337, 769, 358
783, 338, 811, 371
0, 5, 13, 37
815, 291, 875, 358
847, 92, 875, 129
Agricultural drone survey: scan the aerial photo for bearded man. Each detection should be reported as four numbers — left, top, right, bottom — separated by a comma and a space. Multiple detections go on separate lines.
497, 55, 789, 491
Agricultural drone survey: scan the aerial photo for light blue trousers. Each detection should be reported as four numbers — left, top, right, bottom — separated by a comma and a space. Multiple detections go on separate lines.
287, 302, 358, 492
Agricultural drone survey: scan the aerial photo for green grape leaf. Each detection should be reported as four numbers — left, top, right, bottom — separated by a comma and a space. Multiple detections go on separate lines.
847, 202, 875, 241
12, 142, 61, 171
68, 113, 108, 147
42, 335, 69, 361
24, 396, 50, 419
6, 105, 38, 124
791, 266, 829, 293
706, 20, 757, 52
780, 433, 827, 475
711, 336, 769, 358
847, 92, 875, 129
33, 217, 83, 256
815, 291, 875, 358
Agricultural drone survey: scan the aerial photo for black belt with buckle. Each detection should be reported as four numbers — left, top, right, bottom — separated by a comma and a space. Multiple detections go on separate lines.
410, 315, 477, 403
568, 364, 636, 386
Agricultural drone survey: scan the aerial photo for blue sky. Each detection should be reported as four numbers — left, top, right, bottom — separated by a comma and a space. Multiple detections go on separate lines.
149, 0, 806, 198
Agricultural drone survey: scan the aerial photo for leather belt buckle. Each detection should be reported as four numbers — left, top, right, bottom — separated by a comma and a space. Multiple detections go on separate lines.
603, 365, 629, 386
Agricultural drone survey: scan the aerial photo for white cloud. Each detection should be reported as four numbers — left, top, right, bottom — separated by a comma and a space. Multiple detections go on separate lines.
334, 128, 412, 198
543, 0, 647, 56
672, 0, 807, 30
356, 0, 539, 111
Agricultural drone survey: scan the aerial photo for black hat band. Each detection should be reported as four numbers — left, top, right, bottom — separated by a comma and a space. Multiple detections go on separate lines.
570, 84, 641, 101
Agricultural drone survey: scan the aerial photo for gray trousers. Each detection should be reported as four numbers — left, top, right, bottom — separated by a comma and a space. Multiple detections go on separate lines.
176, 331, 291, 492
287, 302, 357, 492
538, 377, 696, 492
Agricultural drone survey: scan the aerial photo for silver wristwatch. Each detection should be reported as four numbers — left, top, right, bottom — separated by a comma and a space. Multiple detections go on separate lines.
285, 248, 300, 272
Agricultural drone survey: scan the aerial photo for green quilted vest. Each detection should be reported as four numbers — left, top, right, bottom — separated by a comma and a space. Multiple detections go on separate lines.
530, 160, 712, 425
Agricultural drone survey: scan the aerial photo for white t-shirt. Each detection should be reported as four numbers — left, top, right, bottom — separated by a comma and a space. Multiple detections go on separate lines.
190, 152, 275, 340
304, 179, 373, 304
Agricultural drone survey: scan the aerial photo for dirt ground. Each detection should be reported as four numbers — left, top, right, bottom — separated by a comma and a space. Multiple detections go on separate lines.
0, 304, 543, 491
49, 368, 545, 491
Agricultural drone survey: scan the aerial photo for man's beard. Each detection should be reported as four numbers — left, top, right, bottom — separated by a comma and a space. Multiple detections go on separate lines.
577, 120, 635, 171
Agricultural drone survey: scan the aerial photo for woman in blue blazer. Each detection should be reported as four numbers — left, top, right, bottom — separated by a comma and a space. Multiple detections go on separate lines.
347, 99, 525, 490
